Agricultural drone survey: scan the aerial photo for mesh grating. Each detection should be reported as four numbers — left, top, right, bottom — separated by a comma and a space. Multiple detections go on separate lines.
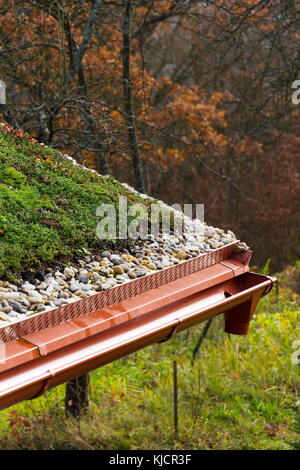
0, 242, 238, 343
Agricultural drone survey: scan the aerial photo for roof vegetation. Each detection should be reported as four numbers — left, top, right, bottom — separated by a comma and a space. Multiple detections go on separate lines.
0, 125, 149, 279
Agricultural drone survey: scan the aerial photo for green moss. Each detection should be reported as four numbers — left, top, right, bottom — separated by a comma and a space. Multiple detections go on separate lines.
0, 166, 26, 185
0, 129, 151, 279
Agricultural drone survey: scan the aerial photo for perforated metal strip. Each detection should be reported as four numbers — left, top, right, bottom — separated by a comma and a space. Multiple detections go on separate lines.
0, 242, 238, 343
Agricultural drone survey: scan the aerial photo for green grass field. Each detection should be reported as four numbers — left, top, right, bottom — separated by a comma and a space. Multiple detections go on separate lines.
0, 266, 299, 450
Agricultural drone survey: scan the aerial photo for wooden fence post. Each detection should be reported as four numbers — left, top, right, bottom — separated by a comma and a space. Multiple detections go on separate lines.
65, 374, 90, 418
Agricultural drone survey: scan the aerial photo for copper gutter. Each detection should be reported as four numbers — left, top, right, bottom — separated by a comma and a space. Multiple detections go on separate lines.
0, 247, 276, 410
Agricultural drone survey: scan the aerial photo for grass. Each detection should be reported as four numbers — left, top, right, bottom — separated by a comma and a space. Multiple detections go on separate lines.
0, 268, 299, 450
0, 124, 151, 279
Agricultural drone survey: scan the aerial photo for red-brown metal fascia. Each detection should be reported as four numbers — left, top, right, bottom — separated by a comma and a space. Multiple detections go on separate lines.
0, 242, 240, 344
0, 263, 275, 410
21, 260, 246, 357
0, 256, 247, 370
0, 339, 39, 372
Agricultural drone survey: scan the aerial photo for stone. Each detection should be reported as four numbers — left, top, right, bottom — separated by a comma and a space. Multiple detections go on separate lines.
113, 265, 124, 275
0, 312, 9, 321
115, 274, 129, 281
3, 306, 13, 313
154, 262, 163, 269
21, 283, 36, 290
79, 284, 90, 292
64, 267, 75, 279
52, 298, 69, 307
0, 292, 20, 300
101, 283, 112, 290
35, 306, 46, 313
37, 282, 48, 290
78, 274, 89, 284
127, 271, 137, 279
99, 268, 110, 276
8, 311, 18, 317
161, 256, 171, 267
74, 290, 87, 298
135, 270, 147, 277
100, 259, 110, 267
121, 254, 135, 262
9, 300, 23, 313
208, 240, 218, 249
59, 291, 69, 299
175, 250, 187, 260
147, 263, 157, 270
110, 254, 121, 261
69, 283, 81, 292
28, 292, 44, 304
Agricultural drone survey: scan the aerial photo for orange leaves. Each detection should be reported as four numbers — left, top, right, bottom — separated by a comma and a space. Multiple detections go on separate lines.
82, 152, 98, 170
151, 147, 184, 168
148, 84, 229, 152
234, 137, 263, 157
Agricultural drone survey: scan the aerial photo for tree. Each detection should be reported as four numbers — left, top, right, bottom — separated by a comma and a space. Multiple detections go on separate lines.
122, 0, 145, 192
0, 0, 300, 269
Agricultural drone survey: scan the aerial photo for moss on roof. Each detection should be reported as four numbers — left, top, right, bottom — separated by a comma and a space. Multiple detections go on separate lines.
0, 125, 149, 279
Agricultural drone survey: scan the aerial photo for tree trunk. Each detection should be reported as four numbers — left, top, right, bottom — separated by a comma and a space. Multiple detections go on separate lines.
122, 0, 145, 193
65, 374, 89, 418
66, 16, 110, 175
